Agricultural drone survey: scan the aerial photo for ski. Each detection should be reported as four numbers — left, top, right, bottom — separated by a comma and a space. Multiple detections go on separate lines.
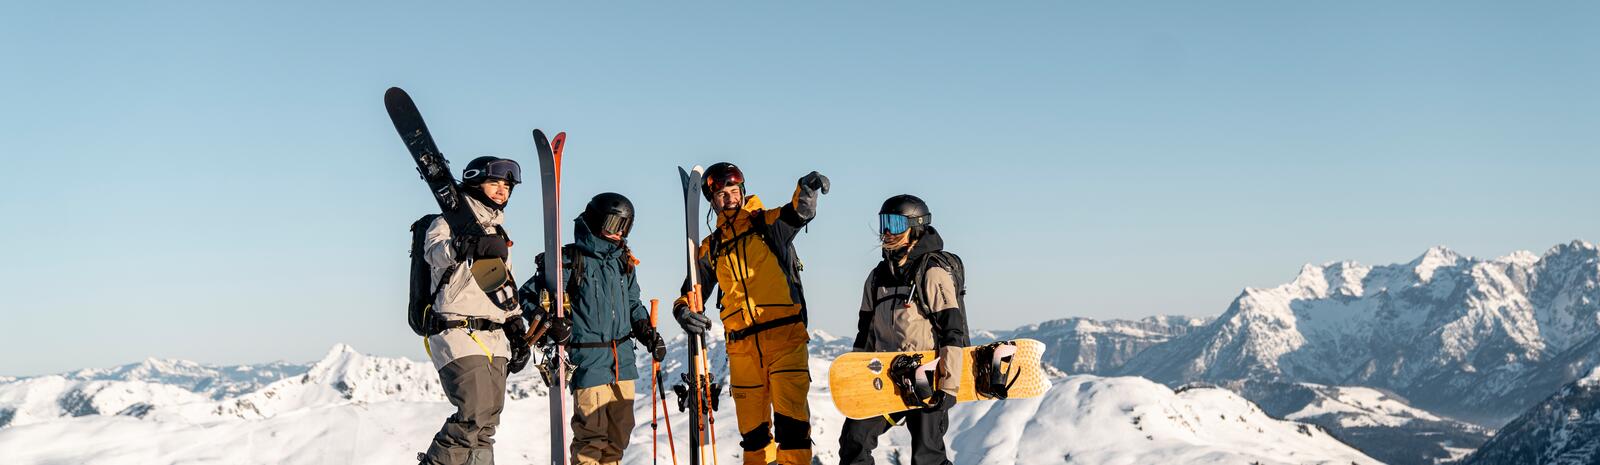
535, 129, 571, 465
676, 166, 709, 465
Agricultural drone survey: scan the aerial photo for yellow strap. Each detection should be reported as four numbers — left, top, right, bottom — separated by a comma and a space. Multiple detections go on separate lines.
467, 331, 494, 358
423, 336, 432, 358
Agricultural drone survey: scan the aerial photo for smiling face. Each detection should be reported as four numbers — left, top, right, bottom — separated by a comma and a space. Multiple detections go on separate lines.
711, 184, 743, 211
479, 179, 512, 205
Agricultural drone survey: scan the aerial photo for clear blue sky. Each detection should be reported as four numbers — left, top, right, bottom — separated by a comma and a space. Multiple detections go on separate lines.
3, 1, 1596, 376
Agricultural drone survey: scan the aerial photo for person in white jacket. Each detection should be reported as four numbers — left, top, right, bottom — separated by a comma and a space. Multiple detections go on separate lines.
419, 156, 531, 465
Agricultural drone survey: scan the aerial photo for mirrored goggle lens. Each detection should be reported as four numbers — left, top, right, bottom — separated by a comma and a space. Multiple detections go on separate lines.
706, 167, 744, 190
879, 214, 910, 235
465, 160, 522, 184
601, 214, 632, 237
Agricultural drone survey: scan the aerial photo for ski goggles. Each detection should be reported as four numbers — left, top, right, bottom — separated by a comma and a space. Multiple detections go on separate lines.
597, 213, 633, 238
463, 159, 523, 185
879, 213, 930, 235
704, 165, 744, 194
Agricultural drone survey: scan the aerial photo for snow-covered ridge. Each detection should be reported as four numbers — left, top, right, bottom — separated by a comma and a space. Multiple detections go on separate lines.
1120, 240, 1600, 425
0, 354, 308, 429
988, 315, 1211, 374
1, 343, 1380, 465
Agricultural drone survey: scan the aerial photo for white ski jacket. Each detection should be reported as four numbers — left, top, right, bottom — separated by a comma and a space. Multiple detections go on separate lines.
422, 196, 521, 368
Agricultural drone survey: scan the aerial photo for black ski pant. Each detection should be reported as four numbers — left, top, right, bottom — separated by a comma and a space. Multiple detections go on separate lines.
424, 355, 508, 465
837, 409, 951, 465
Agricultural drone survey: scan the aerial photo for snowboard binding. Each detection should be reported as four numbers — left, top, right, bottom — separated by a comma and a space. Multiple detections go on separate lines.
973, 341, 1021, 399
888, 353, 939, 408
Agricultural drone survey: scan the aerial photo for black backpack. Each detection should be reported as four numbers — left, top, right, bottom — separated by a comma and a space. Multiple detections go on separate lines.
911, 250, 967, 319
407, 214, 447, 336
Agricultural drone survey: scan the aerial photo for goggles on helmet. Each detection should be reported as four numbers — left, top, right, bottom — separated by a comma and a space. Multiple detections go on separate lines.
879, 214, 911, 235
463, 159, 522, 185
879, 213, 932, 235
704, 164, 744, 196
597, 213, 633, 238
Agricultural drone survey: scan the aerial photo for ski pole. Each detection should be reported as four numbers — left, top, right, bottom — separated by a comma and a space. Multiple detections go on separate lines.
652, 299, 679, 465
701, 350, 719, 465
691, 285, 709, 464
650, 299, 660, 465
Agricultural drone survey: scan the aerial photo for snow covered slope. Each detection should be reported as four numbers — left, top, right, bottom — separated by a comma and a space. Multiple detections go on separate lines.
0, 342, 1379, 465
1459, 366, 1600, 465
1119, 241, 1600, 425
1243, 382, 1488, 465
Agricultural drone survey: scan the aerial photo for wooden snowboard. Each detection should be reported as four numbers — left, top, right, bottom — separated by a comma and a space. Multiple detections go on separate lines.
828, 339, 1049, 420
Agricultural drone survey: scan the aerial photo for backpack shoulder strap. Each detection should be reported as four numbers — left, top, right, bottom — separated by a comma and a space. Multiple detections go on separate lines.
912, 251, 965, 318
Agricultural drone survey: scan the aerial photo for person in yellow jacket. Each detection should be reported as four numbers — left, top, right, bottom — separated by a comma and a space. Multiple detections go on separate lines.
673, 162, 830, 465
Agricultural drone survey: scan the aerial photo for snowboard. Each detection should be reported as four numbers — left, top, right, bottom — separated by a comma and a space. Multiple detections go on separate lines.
828, 339, 1050, 420
534, 129, 572, 465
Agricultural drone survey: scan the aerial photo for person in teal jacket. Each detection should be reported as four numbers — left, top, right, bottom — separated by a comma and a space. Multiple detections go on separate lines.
520, 192, 667, 465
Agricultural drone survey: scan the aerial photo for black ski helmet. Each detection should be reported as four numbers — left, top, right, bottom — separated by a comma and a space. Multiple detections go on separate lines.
702, 162, 745, 202
878, 194, 933, 238
582, 192, 635, 239
461, 156, 523, 188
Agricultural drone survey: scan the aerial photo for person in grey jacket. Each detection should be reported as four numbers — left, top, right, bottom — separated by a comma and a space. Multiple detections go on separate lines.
839, 194, 969, 465
419, 156, 531, 465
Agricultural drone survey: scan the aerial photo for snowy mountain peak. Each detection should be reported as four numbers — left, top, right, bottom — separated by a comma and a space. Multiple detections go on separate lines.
1410, 245, 1464, 282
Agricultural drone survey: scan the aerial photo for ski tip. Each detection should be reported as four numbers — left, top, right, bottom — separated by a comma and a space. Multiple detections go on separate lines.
384, 86, 408, 102
551, 132, 567, 154
692, 165, 705, 175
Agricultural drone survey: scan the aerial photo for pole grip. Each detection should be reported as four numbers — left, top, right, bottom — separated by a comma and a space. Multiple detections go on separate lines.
650, 299, 660, 327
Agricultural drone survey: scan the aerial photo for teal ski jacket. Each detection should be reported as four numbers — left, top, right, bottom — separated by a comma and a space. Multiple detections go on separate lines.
525, 217, 651, 391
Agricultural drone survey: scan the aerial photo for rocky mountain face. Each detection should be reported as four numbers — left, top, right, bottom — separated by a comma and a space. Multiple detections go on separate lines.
986, 315, 1210, 375
1119, 241, 1600, 426
1459, 366, 1600, 465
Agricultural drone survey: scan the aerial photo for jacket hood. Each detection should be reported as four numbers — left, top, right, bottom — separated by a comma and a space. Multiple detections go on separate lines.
572, 216, 623, 260
906, 225, 946, 261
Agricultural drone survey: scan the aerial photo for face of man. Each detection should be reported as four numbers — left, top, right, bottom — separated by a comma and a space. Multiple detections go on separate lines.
480, 179, 512, 205
711, 184, 743, 211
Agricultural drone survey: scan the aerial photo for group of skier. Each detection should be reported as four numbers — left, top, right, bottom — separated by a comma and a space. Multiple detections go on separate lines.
412, 157, 968, 465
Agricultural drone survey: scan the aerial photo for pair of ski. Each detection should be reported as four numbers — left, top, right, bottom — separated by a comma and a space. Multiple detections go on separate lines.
386, 87, 718, 465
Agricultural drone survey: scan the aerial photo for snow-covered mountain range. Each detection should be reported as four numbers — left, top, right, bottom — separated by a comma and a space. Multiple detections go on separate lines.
8, 240, 1600, 464
1, 338, 1379, 465
985, 315, 1210, 374
1119, 241, 1600, 427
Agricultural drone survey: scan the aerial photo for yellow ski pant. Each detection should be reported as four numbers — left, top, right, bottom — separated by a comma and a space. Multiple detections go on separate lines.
726, 325, 811, 465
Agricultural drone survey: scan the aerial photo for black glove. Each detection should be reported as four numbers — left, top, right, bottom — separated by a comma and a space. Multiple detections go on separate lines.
504, 317, 532, 373
505, 317, 531, 348
633, 319, 667, 362
472, 235, 509, 259
674, 303, 712, 336
922, 390, 955, 412
545, 316, 573, 345
798, 171, 830, 195
508, 342, 531, 374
